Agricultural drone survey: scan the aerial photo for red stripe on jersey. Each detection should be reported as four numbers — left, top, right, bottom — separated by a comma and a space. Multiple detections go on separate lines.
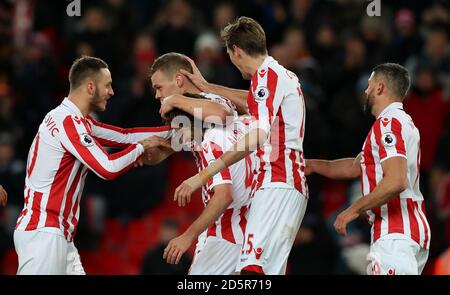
109, 144, 139, 161
265, 69, 278, 126
239, 206, 248, 235
406, 199, 420, 245
221, 208, 235, 244
210, 142, 232, 181
63, 117, 139, 180
387, 196, 404, 234
391, 118, 406, 155
16, 189, 31, 227
87, 116, 170, 134
27, 132, 40, 177
289, 150, 302, 193
255, 147, 265, 191
363, 128, 376, 191
373, 119, 387, 160
270, 108, 286, 183
414, 143, 421, 186
417, 202, 429, 249
372, 207, 382, 241
25, 191, 43, 230
61, 165, 83, 239
45, 151, 75, 228
70, 187, 82, 240
421, 202, 429, 249
247, 74, 259, 119
207, 222, 217, 237
93, 137, 130, 149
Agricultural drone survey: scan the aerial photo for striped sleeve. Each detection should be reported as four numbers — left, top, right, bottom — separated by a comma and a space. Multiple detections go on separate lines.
59, 115, 144, 180
374, 117, 407, 162
86, 115, 171, 148
248, 68, 284, 135
202, 141, 233, 191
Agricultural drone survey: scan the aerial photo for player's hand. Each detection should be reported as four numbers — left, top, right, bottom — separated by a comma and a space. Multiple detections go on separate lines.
138, 136, 171, 151
174, 181, 194, 207
179, 55, 209, 92
334, 207, 359, 236
163, 233, 195, 264
159, 94, 178, 119
0, 185, 8, 207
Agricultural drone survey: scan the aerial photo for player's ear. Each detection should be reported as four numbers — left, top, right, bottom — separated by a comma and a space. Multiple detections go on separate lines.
175, 73, 184, 88
377, 83, 384, 95
86, 80, 95, 96
232, 45, 240, 58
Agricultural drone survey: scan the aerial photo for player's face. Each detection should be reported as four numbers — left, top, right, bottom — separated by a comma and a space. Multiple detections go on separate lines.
364, 72, 377, 116
226, 47, 251, 80
91, 68, 114, 112
151, 70, 183, 102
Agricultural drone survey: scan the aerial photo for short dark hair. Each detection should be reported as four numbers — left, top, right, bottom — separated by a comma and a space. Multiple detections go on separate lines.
69, 56, 108, 90
373, 63, 411, 100
221, 16, 267, 56
149, 52, 193, 79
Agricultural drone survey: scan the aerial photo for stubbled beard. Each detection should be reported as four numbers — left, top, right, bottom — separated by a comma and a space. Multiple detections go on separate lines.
91, 89, 104, 112
364, 93, 374, 116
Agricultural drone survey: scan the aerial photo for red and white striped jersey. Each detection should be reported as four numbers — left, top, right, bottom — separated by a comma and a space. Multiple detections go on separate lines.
360, 102, 430, 249
192, 118, 254, 245
16, 98, 171, 241
248, 56, 308, 196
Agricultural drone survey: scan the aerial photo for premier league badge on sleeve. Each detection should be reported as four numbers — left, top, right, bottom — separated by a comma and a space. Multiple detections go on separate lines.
81, 133, 95, 147
381, 132, 396, 147
254, 86, 269, 102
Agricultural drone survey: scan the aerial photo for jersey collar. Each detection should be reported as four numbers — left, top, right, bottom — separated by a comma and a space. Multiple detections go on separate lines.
377, 102, 403, 119
62, 97, 84, 118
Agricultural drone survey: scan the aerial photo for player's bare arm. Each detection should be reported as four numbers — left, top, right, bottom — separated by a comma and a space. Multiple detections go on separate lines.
174, 127, 266, 202
164, 184, 233, 264
0, 185, 7, 207
305, 153, 362, 179
135, 136, 174, 166
160, 94, 232, 125
334, 156, 407, 236
180, 55, 249, 115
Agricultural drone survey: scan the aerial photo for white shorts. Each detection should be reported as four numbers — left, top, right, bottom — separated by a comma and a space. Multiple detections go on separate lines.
237, 187, 308, 275
189, 236, 242, 275
367, 234, 429, 275
14, 229, 85, 275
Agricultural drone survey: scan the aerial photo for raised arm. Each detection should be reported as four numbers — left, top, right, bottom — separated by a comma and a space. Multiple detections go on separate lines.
164, 184, 233, 264
306, 154, 361, 180
160, 94, 232, 125
174, 127, 266, 201
60, 116, 170, 180
87, 115, 171, 148
180, 55, 249, 115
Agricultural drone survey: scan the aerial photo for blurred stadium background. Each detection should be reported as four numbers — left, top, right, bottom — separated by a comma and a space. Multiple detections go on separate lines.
0, 0, 449, 274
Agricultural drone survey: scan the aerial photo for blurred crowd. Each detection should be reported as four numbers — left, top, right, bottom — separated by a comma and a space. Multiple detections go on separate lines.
0, 0, 449, 274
